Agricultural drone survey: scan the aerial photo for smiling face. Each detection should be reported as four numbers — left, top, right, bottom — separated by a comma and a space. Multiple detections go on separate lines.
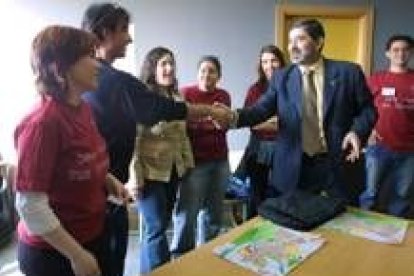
288, 26, 323, 65
260, 52, 282, 81
197, 60, 220, 91
155, 54, 175, 87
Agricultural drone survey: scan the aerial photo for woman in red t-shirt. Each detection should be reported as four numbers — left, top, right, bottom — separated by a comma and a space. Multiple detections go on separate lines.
171, 56, 231, 256
238, 45, 286, 218
14, 26, 128, 276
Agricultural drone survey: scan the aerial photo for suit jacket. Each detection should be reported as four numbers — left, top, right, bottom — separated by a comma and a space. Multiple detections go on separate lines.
238, 59, 377, 193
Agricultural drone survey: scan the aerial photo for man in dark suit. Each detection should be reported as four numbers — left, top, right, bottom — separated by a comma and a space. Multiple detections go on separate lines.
222, 19, 376, 202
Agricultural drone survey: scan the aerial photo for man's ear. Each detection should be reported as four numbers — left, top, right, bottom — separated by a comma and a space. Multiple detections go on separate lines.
101, 28, 112, 41
316, 37, 325, 53
385, 50, 391, 60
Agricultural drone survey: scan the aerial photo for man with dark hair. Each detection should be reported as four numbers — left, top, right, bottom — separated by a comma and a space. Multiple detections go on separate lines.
81, 3, 225, 275
217, 19, 376, 201
360, 34, 414, 217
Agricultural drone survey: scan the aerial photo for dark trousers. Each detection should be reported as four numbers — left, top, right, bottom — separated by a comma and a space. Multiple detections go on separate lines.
245, 159, 273, 218
18, 235, 107, 276
104, 202, 129, 276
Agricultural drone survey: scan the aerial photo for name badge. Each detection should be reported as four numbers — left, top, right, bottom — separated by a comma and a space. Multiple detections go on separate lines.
381, 87, 395, 96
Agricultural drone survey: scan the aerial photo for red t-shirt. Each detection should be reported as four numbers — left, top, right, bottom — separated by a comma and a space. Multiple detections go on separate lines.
181, 85, 230, 163
368, 70, 414, 152
244, 82, 277, 140
14, 96, 109, 248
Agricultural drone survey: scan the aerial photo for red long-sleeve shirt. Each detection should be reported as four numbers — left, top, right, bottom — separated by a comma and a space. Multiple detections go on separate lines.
181, 85, 231, 163
244, 82, 277, 140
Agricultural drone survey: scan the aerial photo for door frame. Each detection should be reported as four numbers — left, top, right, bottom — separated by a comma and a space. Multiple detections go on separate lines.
276, 4, 374, 74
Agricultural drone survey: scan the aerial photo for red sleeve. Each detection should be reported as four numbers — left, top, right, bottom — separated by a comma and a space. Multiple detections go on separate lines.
181, 86, 194, 103
244, 84, 259, 108
220, 89, 231, 108
15, 120, 59, 192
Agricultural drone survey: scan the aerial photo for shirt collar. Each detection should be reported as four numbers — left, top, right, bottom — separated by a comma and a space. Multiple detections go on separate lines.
299, 57, 324, 75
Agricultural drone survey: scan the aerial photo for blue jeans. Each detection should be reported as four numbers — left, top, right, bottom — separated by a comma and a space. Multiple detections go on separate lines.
171, 160, 229, 256
137, 171, 179, 274
360, 144, 414, 217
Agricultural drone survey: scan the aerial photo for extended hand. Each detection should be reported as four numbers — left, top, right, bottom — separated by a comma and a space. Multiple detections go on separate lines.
210, 102, 235, 128
341, 131, 361, 163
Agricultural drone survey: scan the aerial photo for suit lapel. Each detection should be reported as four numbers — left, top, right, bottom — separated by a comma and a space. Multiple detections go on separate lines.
323, 59, 339, 120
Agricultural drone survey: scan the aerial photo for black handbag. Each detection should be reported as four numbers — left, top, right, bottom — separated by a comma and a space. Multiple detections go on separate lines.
258, 190, 346, 231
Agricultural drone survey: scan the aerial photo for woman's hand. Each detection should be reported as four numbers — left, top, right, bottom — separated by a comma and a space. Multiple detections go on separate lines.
367, 129, 382, 146
70, 248, 101, 276
125, 181, 145, 201
252, 116, 278, 132
105, 174, 129, 204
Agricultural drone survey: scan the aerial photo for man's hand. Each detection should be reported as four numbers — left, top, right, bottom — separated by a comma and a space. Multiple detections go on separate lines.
341, 131, 361, 163
210, 102, 235, 128
367, 129, 382, 146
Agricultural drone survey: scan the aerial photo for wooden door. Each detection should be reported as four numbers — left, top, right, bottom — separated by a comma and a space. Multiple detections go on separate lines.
277, 4, 374, 74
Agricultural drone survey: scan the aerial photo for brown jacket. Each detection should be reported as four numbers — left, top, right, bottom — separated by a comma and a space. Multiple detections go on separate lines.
134, 92, 194, 185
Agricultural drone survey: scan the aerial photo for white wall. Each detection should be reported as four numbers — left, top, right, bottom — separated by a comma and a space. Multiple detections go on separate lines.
0, 0, 276, 162
3, 0, 412, 164
131, 0, 277, 155
0, 0, 93, 161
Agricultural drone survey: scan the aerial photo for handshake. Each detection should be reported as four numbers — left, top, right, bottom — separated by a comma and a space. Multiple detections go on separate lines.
188, 102, 237, 129
208, 103, 238, 129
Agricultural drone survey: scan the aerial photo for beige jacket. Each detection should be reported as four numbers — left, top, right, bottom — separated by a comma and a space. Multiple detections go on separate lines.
134, 92, 194, 185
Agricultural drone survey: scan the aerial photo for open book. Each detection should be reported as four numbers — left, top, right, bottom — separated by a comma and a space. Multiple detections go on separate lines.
214, 220, 325, 276
322, 208, 409, 244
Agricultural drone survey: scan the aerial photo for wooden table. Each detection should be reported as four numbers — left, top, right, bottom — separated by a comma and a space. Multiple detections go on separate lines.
149, 216, 414, 276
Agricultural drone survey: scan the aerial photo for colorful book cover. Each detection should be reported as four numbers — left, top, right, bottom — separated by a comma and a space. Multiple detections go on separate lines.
322, 208, 409, 244
214, 220, 325, 276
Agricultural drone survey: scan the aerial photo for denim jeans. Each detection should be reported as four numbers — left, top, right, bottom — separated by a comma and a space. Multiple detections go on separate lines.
137, 171, 179, 274
360, 144, 414, 217
170, 160, 229, 256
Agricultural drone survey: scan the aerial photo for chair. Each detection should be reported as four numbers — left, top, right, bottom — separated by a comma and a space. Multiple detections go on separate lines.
222, 197, 248, 229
